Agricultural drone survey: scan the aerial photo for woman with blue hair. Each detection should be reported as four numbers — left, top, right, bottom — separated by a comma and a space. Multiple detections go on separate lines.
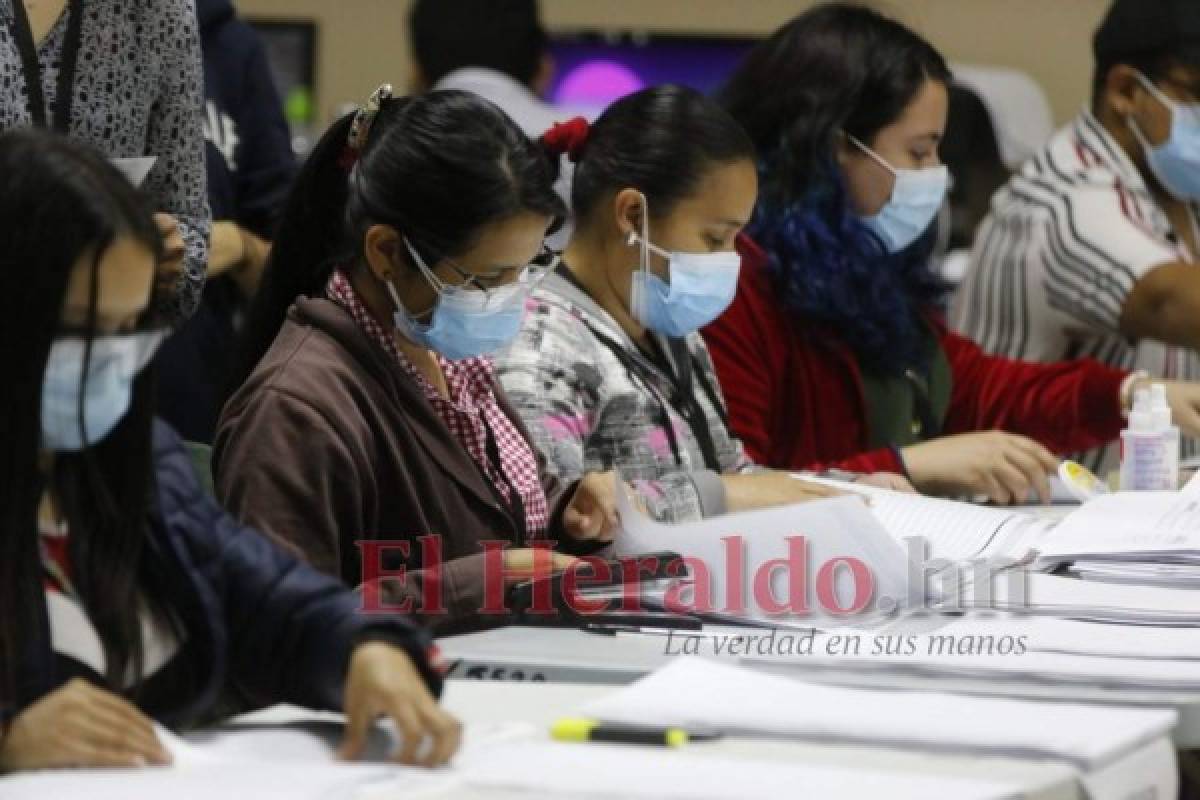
705, 2, 1200, 504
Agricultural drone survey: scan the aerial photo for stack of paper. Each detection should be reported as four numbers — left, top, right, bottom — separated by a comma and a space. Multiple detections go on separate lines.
584, 657, 1176, 771
956, 571, 1200, 625
1067, 561, 1200, 587
1030, 492, 1200, 583
800, 479, 1200, 592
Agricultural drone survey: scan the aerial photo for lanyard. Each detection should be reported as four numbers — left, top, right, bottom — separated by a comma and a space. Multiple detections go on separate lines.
10, 0, 84, 133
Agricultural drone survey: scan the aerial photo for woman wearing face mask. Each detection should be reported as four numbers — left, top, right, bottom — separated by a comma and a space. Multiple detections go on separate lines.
0, 130, 459, 772
705, 3, 1200, 505
494, 86, 860, 525
216, 87, 616, 631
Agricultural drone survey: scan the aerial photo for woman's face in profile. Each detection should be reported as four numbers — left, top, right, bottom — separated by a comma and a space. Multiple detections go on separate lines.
838, 78, 948, 217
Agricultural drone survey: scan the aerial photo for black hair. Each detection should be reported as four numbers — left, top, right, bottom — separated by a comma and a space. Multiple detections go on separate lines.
1092, 47, 1200, 107
231, 89, 565, 393
570, 84, 756, 226
721, 2, 951, 211
0, 130, 165, 712
409, 0, 547, 88
719, 3, 952, 375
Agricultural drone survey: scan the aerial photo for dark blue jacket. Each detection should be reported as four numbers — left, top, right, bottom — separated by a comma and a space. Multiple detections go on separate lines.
196, 0, 296, 235
11, 421, 440, 728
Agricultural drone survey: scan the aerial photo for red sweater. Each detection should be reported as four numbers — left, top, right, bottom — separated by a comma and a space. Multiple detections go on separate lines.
702, 235, 1130, 474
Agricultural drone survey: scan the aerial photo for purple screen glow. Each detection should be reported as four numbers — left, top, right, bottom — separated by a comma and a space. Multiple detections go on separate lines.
547, 35, 758, 112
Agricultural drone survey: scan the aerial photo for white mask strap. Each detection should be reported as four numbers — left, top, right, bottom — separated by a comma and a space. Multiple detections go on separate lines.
1134, 71, 1177, 114
847, 133, 897, 175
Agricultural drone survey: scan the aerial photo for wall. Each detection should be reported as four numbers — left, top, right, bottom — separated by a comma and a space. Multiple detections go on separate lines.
236, 0, 1112, 126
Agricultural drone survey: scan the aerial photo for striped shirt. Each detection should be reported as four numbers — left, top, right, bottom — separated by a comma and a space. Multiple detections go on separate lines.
952, 110, 1200, 471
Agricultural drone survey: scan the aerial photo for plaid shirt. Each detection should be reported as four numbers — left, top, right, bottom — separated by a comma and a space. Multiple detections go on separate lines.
327, 271, 549, 535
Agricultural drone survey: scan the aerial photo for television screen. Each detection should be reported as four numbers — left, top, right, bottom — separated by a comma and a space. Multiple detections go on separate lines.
546, 33, 758, 115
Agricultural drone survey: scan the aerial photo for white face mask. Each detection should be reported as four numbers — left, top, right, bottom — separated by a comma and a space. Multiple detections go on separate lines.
40, 331, 165, 451
1128, 71, 1200, 201
386, 236, 546, 361
625, 194, 742, 337
848, 134, 949, 253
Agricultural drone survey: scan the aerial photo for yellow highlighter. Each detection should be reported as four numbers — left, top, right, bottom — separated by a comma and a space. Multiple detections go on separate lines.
551, 717, 717, 748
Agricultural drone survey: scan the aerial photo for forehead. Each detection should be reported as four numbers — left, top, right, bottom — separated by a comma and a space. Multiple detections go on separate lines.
663, 159, 758, 222
60, 236, 156, 321
454, 212, 550, 267
885, 79, 949, 135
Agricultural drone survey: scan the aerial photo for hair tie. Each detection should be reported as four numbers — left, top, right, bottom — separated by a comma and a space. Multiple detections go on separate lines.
541, 116, 590, 163
341, 83, 394, 171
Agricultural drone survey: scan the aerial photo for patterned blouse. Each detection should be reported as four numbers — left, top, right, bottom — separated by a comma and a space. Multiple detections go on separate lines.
326, 270, 550, 535
0, 0, 211, 320
496, 268, 754, 524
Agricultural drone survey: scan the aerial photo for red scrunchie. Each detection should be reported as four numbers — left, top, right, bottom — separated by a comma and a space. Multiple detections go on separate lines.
541, 116, 590, 163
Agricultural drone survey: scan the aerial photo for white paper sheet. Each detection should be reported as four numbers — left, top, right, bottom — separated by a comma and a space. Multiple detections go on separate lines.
459, 739, 1024, 800
614, 486, 913, 623
1036, 492, 1200, 563
585, 657, 1177, 770
969, 572, 1200, 625
804, 478, 1054, 562
110, 156, 157, 187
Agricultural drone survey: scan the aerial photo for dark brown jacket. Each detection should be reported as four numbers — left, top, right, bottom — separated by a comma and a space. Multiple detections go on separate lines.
213, 298, 573, 631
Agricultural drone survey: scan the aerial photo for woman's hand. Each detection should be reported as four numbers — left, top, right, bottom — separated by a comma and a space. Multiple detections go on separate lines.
561, 471, 619, 544
723, 472, 843, 512
501, 549, 580, 586
338, 642, 461, 767
0, 678, 171, 771
901, 432, 1059, 505
855, 472, 916, 492
153, 212, 186, 294
1160, 381, 1200, 437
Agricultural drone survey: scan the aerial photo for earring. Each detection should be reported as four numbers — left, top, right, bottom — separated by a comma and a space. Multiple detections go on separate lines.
626, 231, 638, 247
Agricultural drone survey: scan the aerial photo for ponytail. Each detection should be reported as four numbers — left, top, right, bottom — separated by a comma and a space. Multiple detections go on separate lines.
229, 112, 358, 394
228, 88, 565, 395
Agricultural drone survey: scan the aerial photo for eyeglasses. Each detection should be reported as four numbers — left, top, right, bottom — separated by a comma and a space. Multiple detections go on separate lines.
407, 238, 561, 298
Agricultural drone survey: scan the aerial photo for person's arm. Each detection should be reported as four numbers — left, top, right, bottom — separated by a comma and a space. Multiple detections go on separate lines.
160, 421, 440, 706
1032, 185, 1187, 352
145, 0, 211, 321
215, 387, 367, 578
1121, 260, 1200, 351
204, 27, 296, 299
207, 220, 270, 296
939, 324, 1129, 453
213, 386, 519, 624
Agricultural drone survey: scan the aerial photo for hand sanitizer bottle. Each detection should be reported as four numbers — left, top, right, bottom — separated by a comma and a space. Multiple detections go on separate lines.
1119, 384, 1180, 490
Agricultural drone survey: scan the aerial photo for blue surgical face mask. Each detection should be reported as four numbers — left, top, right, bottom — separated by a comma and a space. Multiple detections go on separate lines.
849, 135, 949, 253
386, 237, 542, 361
627, 196, 742, 338
1129, 72, 1200, 201
41, 331, 164, 452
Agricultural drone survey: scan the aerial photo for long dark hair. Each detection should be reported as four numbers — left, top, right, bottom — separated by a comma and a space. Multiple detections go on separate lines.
231, 89, 565, 392
720, 3, 952, 374
571, 84, 756, 225
0, 130, 164, 711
